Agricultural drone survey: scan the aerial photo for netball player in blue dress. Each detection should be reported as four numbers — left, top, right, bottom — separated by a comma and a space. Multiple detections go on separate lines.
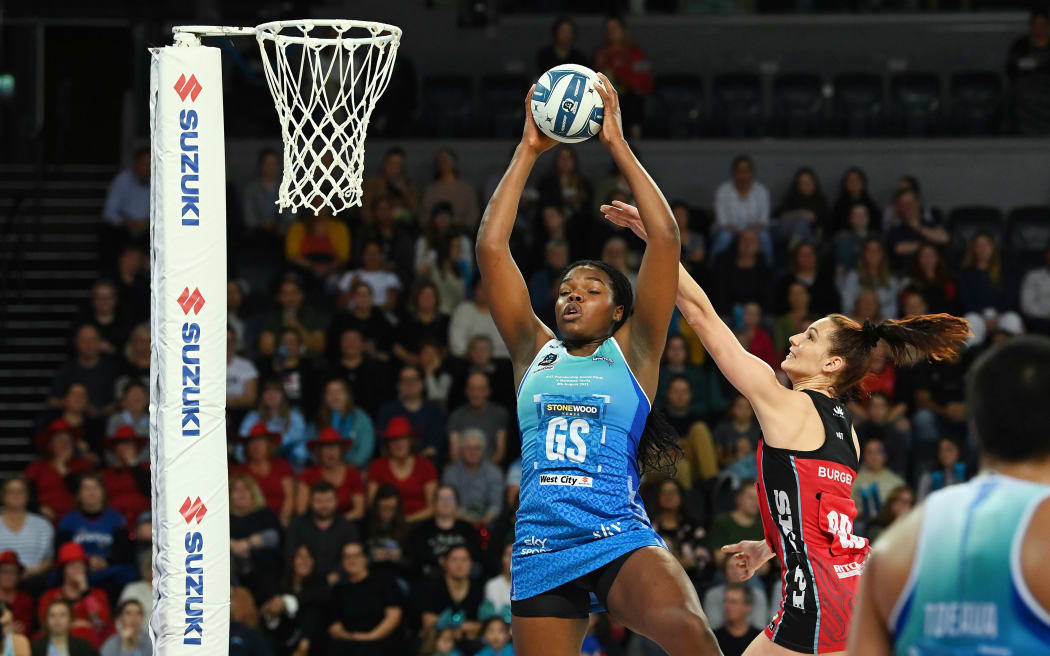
476, 74, 722, 656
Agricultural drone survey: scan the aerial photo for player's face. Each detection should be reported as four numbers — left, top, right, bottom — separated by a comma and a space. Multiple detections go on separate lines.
782, 317, 837, 381
555, 266, 622, 342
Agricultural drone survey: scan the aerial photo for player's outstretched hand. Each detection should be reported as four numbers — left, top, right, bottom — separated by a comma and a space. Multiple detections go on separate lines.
601, 200, 647, 241
721, 540, 775, 581
521, 85, 558, 157
592, 72, 624, 148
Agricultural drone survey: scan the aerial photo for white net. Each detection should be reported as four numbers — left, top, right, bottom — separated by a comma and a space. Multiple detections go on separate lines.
255, 20, 401, 214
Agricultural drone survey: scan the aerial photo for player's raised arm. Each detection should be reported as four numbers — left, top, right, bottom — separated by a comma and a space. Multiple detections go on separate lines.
601, 201, 784, 408
591, 74, 680, 391
475, 88, 557, 380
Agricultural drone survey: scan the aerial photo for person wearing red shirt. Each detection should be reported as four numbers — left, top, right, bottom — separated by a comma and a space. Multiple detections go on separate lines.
592, 15, 653, 137
24, 420, 93, 522
296, 428, 365, 521
367, 417, 438, 522
230, 423, 295, 525
0, 551, 35, 637
99, 426, 149, 531
37, 543, 112, 650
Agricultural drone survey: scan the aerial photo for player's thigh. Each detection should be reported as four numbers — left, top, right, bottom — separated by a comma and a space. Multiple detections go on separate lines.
511, 615, 590, 656
741, 632, 846, 656
604, 546, 705, 633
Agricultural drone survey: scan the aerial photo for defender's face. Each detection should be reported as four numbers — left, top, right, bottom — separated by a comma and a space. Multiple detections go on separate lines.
555, 266, 622, 342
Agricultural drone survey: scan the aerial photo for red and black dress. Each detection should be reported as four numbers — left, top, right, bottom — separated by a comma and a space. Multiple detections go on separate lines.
756, 389, 870, 654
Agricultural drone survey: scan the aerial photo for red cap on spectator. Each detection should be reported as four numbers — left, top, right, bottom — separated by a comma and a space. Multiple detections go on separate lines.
0, 550, 22, 571
104, 425, 146, 450
381, 416, 417, 440
307, 427, 352, 449
56, 542, 87, 567
34, 418, 77, 452
243, 422, 282, 445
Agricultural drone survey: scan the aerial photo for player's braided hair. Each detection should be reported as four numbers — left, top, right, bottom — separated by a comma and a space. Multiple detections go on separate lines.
561, 260, 682, 475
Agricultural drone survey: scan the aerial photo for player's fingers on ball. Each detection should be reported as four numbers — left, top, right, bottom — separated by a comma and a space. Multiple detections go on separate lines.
525, 84, 536, 105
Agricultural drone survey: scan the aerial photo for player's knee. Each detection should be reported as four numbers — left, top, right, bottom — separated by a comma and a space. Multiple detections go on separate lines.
651, 605, 708, 639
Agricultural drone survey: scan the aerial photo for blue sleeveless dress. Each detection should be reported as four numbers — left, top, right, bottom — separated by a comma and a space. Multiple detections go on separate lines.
511, 337, 667, 604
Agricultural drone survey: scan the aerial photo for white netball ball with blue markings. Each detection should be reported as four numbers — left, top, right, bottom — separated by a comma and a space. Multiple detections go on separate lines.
531, 64, 605, 144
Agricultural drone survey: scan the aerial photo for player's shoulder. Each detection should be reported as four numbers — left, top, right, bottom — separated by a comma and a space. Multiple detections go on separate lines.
865, 500, 925, 624
1020, 494, 1050, 617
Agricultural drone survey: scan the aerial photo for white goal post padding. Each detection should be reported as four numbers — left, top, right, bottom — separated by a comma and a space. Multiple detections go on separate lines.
149, 45, 230, 656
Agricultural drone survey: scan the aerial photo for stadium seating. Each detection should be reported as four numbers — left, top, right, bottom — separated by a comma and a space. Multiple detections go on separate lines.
832, 73, 884, 137
646, 73, 705, 138
1007, 206, 1050, 270
770, 73, 825, 138
889, 73, 942, 137
948, 71, 1003, 136
419, 75, 474, 137
479, 74, 529, 138
711, 73, 764, 138
948, 205, 1004, 265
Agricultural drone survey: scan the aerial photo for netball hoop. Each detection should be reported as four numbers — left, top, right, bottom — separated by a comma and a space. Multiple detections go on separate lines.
173, 19, 403, 213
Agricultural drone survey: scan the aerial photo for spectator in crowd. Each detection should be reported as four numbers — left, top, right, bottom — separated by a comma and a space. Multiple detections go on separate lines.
0, 552, 35, 637
31, 598, 96, 656
712, 395, 761, 466
735, 302, 779, 371
776, 242, 840, 317
864, 485, 914, 543
75, 281, 129, 358
882, 175, 937, 229
360, 196, 417, 281
228, 587, 273, 656
430, 234, 472, 315
773, 282, 813, 355
723, 436, 759, 484
600, 235, 638, 291
362, 146, 420, 223
415, 203, 472, 282
411, 485, 481, 580
593, 15, 653, 137
328, 541, 405, 656
226, 327, 260, 414
48, 325, 116, 420
258, 276, 325, 358
917, 436, 969, 501
855, 392, 912, 478
702, 558, 769, 635
655, 335, 727, 424
328, 328, 391, 417
284, 204, 351, 288
475, 612, 513, 656
447, 372, 508, 464
840, 237, 902, 320
259, 326, 320, 414
712, 156, 773, 262
774, 167, 829, 245
649, 478, 709, 584
228, 473, 283, 602
712, 229, 771, 313
50, 386, 94, 459
38, 543, 112, 650
536, 16, 587, 72
852, 340, 900, 410
105, 247, 148, 326
231, 423, 294, 524
262, 544, 326, 656
662, 375, 719, 487
286, 482, 361, 584
421, 545, 483, 639
707, 482, 764, 569
672, 201, 707, 277
483, 543, 512, 614
421, 149, 479, 231
111, 326, 147, 405
329, 281, 395, 360
0, 599, 30, 656
831, 166, 882, 233
420, 340, 455, 408
367, 417, 439, 522
104, 381, 148, 442
116, 553, 151, 629
393, 281, 451, 364
905, 243, 958, 315
99, 427, 149, 530
421, 626, 461, 656
98, 599, 150, 656
852, 437, 906, 521
448, 335, 514, 412
101, 148, 149, 257
362, 485, 411, 580
25, 421, 93, 521
885, 189, 950, 272
1021, 244, 1050, 334
851, 288, 883, 323
532, 204, 571, 264
238, 380, 308, 467
339, 240, 402, 314
0, 478, 55, 580
527, 239, 570, 327
441, 430, 503, 526
712, 583, 763, 656
57, 475, 134, 595
296, 428, 365, 521
1006, 5, 1050, 135
831, 202, 876, 275
241, 148, 296, 240
313, 378, 375, 469
380, 364, 448, 460
958, 231, 1017, 315
538, 147, 594, 252
226, 279, 253, 355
